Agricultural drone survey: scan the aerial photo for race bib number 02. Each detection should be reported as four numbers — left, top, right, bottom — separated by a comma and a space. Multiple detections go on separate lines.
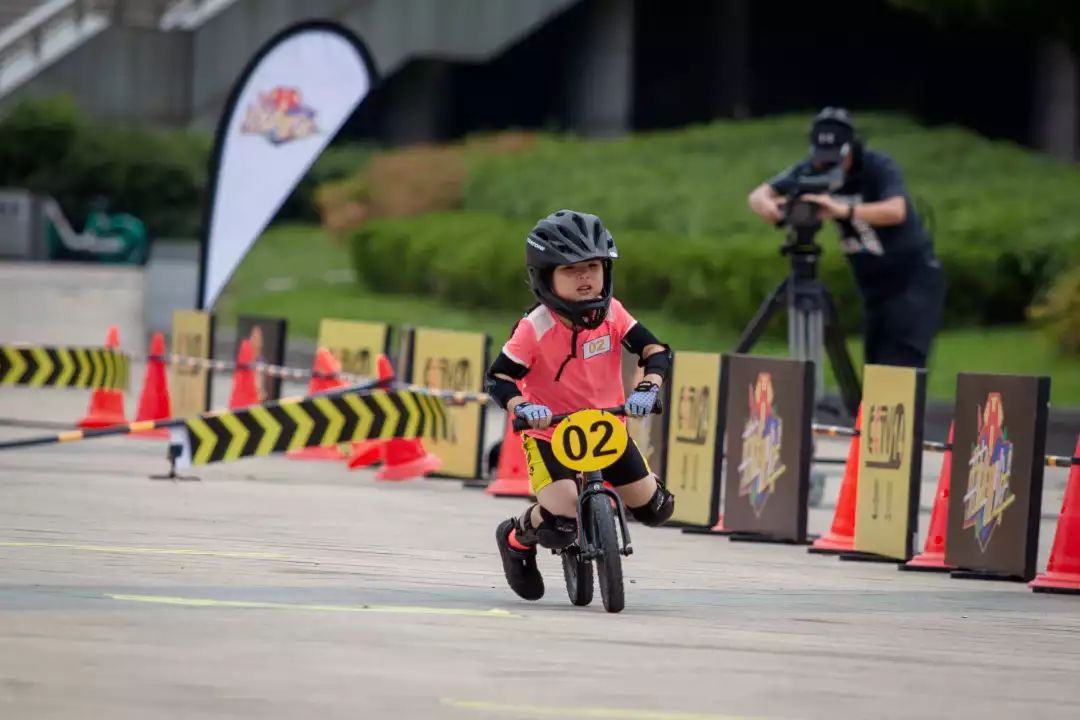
551, 409, 629, 472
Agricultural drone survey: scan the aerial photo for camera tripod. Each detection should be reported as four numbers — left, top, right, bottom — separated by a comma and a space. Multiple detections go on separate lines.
734, 208, 861, 421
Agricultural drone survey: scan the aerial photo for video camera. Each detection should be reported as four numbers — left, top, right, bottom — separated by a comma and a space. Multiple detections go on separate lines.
777, 163, 846, 233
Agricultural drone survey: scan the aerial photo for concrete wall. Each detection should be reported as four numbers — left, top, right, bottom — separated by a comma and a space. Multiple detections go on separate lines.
0, 0, 576, 129
6, 26, 192, 125
188, 0, 349, 127
189, 0, 576, 125
339, 0, 575, 69
3, 0, 648, 140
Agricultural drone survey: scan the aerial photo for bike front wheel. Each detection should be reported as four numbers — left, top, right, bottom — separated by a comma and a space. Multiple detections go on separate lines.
588, 494, 624, 613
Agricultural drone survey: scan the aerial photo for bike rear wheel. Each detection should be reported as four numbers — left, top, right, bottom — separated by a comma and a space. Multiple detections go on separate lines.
561, 549, 593, 606
588, 494, 624, 613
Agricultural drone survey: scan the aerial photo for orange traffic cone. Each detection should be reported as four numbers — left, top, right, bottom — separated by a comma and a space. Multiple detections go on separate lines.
902, 421, 956, 572
288, 348, 349, 461
130, 332, 172, 439
1030, 433, 1080, 594
375, 436, 443, 481
485, 414, 532, 497
228, 339, 260, 409
808, 405, 862, 555
683, 515, 730, 536
77, 325, 127, 428
348, 353, 395, 470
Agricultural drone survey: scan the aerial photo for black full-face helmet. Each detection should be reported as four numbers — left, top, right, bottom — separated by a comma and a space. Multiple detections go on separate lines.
525, 210, 618, 329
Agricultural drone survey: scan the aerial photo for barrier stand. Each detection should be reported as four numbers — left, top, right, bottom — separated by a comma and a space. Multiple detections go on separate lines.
150, 439, 202, 483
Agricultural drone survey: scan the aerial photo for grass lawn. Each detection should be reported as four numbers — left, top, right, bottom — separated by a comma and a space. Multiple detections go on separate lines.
216, 224, 1080, 406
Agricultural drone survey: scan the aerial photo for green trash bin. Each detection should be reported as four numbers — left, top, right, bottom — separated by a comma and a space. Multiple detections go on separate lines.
46, 199, 149, 266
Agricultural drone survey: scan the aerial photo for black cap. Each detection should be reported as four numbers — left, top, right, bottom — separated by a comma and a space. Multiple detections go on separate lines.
810, 107, 855, 165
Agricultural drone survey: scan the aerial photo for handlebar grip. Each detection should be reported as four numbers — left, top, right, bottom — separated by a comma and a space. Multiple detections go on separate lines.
510, 403, 660, 432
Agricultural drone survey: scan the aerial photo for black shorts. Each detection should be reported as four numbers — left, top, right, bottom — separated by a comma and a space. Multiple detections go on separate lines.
863, 261, 945, 368
520, 434, 652, 495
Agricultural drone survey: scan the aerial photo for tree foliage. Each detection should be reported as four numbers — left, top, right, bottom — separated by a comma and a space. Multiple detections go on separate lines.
888, 0, 1080, 49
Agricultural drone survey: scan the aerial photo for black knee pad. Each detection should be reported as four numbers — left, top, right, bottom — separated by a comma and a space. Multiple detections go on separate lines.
630, 482, 675, 527
535, 507, 578, 549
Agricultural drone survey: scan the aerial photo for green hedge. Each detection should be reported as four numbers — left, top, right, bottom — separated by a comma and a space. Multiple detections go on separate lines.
0, 95, 371, 238
461, 114, 1080, 324
277, 143, 376, 223
0, 95, 209, 238
348, 210, 1056, 335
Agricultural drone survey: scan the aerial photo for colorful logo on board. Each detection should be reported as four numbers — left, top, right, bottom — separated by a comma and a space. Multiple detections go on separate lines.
738, 372, 786, 517
240, 86, 318, 145
962, 392, 1016, 552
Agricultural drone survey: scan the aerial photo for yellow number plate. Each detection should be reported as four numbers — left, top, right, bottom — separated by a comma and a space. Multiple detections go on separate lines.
550, 409, 629, 472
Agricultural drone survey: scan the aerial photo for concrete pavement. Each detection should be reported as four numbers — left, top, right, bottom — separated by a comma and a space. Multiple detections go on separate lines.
3, 260, 1080, 720
1, 420, 1078, 720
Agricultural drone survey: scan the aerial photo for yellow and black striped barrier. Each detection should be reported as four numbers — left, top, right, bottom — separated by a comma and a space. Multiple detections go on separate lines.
180, 387, 450, 466
0, 345, 128, 390
0, 380, 487, 470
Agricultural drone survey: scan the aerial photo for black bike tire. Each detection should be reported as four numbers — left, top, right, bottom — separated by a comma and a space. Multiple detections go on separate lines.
589, 494, 624, 613
562, 550, 593, 606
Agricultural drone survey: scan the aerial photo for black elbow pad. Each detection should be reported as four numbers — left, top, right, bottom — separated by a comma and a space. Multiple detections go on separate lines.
484, 352, 529, 409
622, 323, 661, 356
485, 375, 521, 410
641, 344, 672, 382
622, 323, 672, 382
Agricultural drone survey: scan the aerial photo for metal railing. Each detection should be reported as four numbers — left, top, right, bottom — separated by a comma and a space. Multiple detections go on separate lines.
0, 0, 206, 96
0, 0, 110, 95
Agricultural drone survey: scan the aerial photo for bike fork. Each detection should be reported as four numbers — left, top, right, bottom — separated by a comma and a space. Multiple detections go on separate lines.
576, 474, 634, 558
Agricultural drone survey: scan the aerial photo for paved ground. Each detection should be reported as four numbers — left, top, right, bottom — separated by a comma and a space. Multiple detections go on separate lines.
1, 410, 1078, 720
0, 261, 147, 356
2, 262, 1079, 720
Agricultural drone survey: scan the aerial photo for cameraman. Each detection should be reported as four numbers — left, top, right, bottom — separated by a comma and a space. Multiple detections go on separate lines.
747, 108, 945, 369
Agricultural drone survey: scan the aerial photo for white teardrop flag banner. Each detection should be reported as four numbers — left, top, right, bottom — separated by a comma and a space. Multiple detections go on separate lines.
198, 21, 376, 309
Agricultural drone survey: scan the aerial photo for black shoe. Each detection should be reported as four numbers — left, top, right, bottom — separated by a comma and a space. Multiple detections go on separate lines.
496, 518, 544, 601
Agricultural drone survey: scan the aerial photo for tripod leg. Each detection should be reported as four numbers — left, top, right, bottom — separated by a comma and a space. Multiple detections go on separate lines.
822, 291, 862, 419
812, 307, 826, 401
735, 279, 788, 354
788, 293, 800, 359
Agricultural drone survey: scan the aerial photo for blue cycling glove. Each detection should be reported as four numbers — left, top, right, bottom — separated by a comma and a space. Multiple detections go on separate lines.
514, 402, 553, 428
625, 381, 660, 417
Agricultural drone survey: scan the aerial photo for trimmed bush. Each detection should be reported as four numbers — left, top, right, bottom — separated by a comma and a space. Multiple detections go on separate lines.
1030, 266, 1080, 357
335, 114, 1080, 328
278, 143, 376, 223
458, 114, 1080, 324
0, 95, 210, 237
462, 115, 1080, 253
348, 210, 1055, 335
0, 94, 373, 238
315, 131, 541, 238
347, 211, 837, 334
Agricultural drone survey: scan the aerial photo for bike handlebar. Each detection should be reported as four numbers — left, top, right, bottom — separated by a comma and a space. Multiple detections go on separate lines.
511, 404, 661, 432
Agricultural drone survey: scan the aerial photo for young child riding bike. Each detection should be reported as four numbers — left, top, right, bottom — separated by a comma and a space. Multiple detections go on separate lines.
484, 209, 677, 601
